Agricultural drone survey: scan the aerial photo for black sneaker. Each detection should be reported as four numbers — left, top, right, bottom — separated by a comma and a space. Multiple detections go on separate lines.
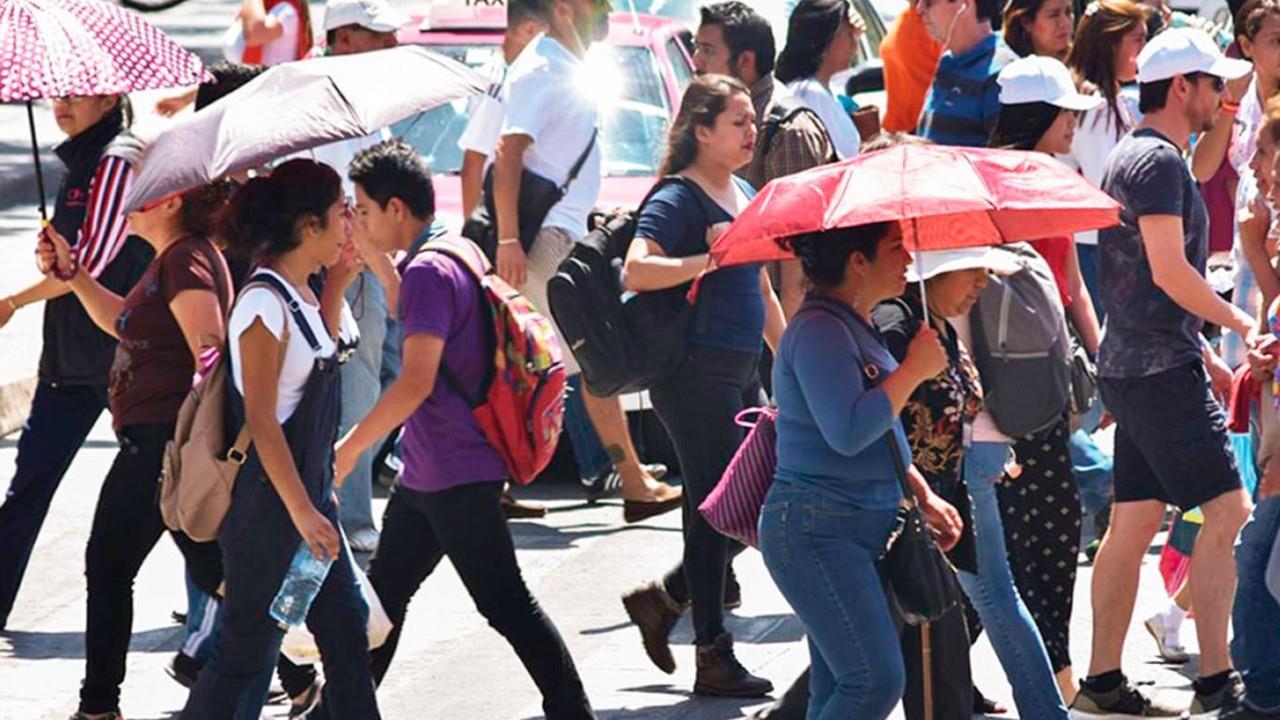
165, 651, 202, 689
1190, 672, 1245, 718
1070, 678, 1187, 718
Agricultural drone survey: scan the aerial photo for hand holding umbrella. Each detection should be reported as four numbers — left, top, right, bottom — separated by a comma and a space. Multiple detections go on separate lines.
1, 0, 212, 221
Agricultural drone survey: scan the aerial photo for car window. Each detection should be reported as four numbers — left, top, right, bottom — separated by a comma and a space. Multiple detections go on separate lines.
393, 42, 671, 178
665, 35, 694, 94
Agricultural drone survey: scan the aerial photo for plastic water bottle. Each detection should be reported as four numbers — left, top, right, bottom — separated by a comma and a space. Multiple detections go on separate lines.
269, 543, 334, 629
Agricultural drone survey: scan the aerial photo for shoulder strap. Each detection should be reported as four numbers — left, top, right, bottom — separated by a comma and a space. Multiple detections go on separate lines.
802, 301, 915, 502
245, 272, 324, 352
224, 274, 298, 465
412, 239, 493, 409
559, 128, 600, 194
639, 176, 725, 233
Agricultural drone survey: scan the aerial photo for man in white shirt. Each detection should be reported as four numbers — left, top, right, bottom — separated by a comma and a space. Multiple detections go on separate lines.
458, 2, 547, 218
490, 0, 682, 515
318, 0, 407, 554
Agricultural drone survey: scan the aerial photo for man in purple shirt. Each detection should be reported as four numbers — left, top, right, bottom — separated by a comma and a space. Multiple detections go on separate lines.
332, 140, 594, 717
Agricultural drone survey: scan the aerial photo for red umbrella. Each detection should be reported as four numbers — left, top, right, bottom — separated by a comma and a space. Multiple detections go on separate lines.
710, 144, 1122, 268
0, 0, 212, 219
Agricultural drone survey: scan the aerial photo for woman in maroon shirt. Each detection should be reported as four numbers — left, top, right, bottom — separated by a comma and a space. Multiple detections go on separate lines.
40, 182, 235, 720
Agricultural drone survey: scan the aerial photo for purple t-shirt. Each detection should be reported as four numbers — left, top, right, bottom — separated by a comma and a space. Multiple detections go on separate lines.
399, 250, 508, 492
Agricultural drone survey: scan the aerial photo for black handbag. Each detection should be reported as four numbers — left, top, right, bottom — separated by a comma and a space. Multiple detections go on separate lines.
880, 428, 964, 626
463, 129, 599, 261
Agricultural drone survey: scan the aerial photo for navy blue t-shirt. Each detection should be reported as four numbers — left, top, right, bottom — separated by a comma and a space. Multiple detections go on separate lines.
633, 177, 764, 353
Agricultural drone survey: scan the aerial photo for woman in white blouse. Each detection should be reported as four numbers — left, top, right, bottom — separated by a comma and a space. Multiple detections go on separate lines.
776, 0, 865, 159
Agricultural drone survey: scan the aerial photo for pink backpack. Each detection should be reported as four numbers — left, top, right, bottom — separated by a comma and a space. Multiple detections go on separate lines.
428, 237, 567, 485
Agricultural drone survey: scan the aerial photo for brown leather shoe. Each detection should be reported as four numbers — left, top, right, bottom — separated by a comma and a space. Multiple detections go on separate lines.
694, 633, 773, 698
622, 581, 683, 674
623, 495, 683, 524
501, 491, 547, 519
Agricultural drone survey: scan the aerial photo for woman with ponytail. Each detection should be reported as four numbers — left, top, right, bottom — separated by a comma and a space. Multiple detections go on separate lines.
619, 74, 785, 698
36, 180, 236, 720
180, 160, 380, 720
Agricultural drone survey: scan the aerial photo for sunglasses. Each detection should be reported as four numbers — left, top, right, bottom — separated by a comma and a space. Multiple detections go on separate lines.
1185, 72, 1227, 92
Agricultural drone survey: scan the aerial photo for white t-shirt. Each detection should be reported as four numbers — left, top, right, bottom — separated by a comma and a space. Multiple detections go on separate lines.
501, 34, 603, 236
948, 313, 1010, 444
786, 76, 860, 160
457, 53, 509, 159
229, 270, 338, 422
1062, 95, 1138, 245
221, 2, 301, 67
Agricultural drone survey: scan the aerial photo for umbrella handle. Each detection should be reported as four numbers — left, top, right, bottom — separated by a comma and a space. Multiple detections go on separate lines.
913, 218, 930, 325
26, 101, 48, 223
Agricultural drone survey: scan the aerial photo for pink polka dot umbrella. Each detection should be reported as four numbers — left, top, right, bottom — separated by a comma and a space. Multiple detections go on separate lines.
0, 0, 212, 219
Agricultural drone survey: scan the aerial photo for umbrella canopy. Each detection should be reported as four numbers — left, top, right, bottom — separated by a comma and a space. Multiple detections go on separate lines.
0, 0, 211, 100
710, 144, 1122, 268
122, 46, 486, 213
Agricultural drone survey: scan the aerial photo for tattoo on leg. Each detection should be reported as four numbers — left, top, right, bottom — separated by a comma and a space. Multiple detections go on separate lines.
606, 444, 627, 466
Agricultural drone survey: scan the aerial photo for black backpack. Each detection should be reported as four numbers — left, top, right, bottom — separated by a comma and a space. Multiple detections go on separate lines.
547, 177, 719, 398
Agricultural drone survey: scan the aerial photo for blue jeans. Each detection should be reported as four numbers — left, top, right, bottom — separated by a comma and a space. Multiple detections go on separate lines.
759, 482, 905, 720
959, 441, 1068, 719
1233, 496, 1280, 711
338, 270, 387, 534
563, 375, 609, 481
1077, 244, 1103, 325
1071, 403, 1114, 516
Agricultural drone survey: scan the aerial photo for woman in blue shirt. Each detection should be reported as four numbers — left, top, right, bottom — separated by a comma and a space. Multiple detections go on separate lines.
759, 221, 961, 719
619, 74, 786, 697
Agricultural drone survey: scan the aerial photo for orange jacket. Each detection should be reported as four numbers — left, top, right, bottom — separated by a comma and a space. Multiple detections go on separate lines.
880, 6, 944, 134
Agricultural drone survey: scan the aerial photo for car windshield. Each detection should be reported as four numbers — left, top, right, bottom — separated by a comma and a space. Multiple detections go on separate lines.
393, 42, 671, 177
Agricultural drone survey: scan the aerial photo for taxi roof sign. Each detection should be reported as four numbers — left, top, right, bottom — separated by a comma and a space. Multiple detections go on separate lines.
421, 0, 507, 30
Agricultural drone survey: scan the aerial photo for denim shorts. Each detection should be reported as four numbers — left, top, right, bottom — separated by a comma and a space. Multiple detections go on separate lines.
1099, 362, 1241, 511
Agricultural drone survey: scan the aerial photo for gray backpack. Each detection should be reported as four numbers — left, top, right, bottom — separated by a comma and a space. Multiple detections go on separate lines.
967, 243, 1072, 438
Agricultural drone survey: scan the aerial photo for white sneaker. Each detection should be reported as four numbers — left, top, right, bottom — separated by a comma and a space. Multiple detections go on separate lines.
1144, 613, 1191, 664
347, 527, 380, 554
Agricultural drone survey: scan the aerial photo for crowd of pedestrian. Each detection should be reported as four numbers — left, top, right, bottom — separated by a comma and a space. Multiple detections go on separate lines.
5, 0, 1280, 717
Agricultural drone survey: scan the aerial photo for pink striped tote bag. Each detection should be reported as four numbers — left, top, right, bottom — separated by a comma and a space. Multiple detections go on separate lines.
698, 407, 778, 548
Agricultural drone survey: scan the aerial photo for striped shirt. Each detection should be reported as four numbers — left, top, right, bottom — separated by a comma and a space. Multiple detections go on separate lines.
918, 34, 1017, 148
76, 153, 135, 279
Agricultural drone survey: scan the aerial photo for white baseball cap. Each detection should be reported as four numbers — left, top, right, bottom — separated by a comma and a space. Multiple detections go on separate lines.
906, 247, 1023, 282
1137, 27, 1251, 83
998, 56, 1103, 111
323, 0, 408, 32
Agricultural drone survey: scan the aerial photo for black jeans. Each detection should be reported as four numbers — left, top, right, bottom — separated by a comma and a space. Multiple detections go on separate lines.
366, 481, 594, 720
79, 422, 223, 714
650, 344, 763, 646
0, 382, 108, 627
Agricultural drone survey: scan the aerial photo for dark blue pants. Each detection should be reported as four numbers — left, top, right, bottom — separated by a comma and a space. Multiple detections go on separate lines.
0, 381, 108, 627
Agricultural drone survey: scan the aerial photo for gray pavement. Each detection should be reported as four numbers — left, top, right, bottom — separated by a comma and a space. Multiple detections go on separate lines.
0, 412, 1210, 720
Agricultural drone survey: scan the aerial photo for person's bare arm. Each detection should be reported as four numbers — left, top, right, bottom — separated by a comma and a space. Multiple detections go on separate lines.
0, 276, 69, 328
334, 333, 443, 483
1140, 214, 1255, 338
461, 149, 489, 218
1240, 197, 1280, 308
621, 236, 708, 292
239, 319, 339, 561
493, 133, 533, 287
170, 289, 226, 368
319, 238, 363, 339
1190, 114, 1234, 182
